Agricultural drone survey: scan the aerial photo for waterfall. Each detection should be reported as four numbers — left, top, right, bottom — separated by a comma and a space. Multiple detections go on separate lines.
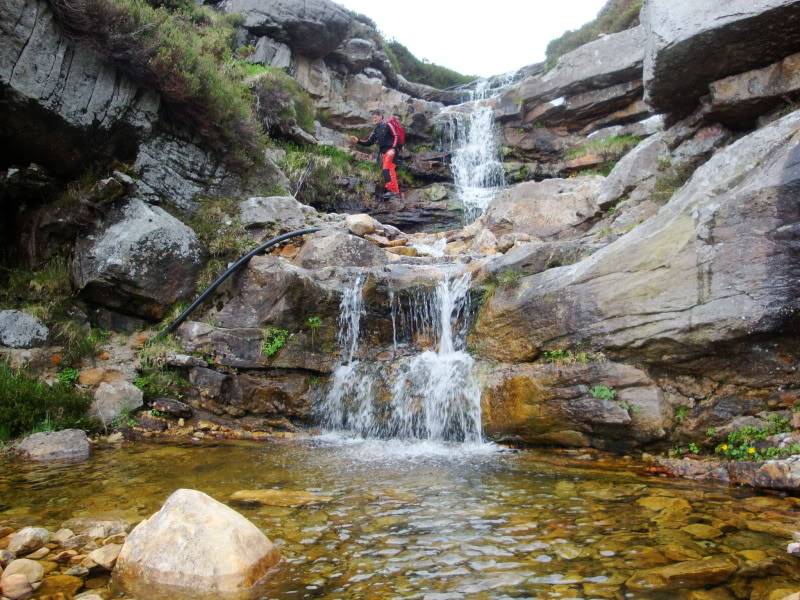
445, 79, 508, 224
317, 272, 482, 444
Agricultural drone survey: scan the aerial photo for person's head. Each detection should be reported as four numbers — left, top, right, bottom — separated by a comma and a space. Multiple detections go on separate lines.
370, 109, 385, 124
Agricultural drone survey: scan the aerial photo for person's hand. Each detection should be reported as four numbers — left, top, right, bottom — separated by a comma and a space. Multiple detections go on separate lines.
348, 135, 358, 144
386, 148, 396, 158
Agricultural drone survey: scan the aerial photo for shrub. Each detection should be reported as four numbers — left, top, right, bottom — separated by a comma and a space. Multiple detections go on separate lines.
674, 405, 689, 424
652, 159, 694, 204
50, 0, 264, 167
135, 335, 189, 400
249, 66, 316, 135
261, 327, 289, 357
382, 40, 475, 88
545, 0, 643, 70
590, 385, 616, 401
543, 349, 604, 365
565, 135, 642, 161
57, 368, 80, 386
0, 362, 95, 441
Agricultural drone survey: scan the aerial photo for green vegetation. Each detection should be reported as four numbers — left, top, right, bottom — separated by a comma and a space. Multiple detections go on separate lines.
305, 316, 323, 347
590, 385, 616, 401
0, 256, 110, 367
652, 159, 694, 204
545, 0, 643, 70
109, 408, 138, 429
674, 405, 690, 424
542, 349, 605, 365
0, 361, 95, 441
261, 327, 289, 358
565, 135, 642, 161
249, 65, 316, 134
496, 270, 522, 289
57, 368, 80, 386
382, 40, 475, 89
279, 143, 379, 211
50, 0, 264, 166
715, 416, 794, 461
134, 335, 189, 400
187, 198, 255, 291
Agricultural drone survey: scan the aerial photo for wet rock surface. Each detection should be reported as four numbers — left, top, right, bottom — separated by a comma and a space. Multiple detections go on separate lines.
14, 430, 90, 462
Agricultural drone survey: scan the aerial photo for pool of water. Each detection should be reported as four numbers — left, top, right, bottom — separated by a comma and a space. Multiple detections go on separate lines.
2, 436, 800, 599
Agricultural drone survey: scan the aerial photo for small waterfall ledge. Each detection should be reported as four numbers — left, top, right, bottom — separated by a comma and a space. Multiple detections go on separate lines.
316, 269, 483, 444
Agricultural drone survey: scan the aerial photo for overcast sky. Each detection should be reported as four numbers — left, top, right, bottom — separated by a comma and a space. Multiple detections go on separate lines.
335, 1, 609, 77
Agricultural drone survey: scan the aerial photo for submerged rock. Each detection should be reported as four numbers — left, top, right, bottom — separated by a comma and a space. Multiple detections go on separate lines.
14, 430, 90, 462
229, 489, 332, 507
625, 555, 738, 591
114, 489, 280, 598
6, 528, 50, 555
0, 310, 48, 349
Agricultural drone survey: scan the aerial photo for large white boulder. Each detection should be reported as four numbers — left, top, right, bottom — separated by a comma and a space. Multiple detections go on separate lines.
14, 430, 90, 462
0, 310, 48, 348
114, 489, 281, 597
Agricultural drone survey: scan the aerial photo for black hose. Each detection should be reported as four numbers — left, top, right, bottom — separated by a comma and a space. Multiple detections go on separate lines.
159, 227, 321, 337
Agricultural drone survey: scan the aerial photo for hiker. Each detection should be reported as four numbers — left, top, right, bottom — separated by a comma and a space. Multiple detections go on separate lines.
349, 109, 401, 200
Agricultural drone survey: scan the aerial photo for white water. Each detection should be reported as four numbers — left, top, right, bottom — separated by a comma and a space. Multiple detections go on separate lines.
317, 271, 483, 445
445, 78, 509, 223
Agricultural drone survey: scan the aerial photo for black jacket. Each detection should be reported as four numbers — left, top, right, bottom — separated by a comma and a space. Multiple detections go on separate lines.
358, 121, 397, 153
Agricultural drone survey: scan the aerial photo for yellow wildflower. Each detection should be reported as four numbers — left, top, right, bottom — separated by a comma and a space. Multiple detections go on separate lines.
720, 444, 729, 452
748, 447, 756, 455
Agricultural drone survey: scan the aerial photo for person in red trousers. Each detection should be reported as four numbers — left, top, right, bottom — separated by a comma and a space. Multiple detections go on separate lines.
350, 109, 401, 200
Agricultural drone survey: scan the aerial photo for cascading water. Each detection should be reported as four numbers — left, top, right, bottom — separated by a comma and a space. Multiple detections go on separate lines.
317, 271, 483, 444
444, 78, 508, 224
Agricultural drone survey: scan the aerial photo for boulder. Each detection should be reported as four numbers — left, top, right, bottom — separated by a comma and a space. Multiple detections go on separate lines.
483, 177, 603, 240
293, 229, 386, 269
151, 398, 193, 419
0, 310, 48, 348
248, 36, 292, 69
239, 196, 320, 237
91, 380, 144, 427
345, 213, 377, 236
478, 360, 669, 449
642, 0, 800, 112
72, 199, 204, 321
7, 528, 50, 555
114, 489, 280, 597
1, 559, 43, 585
88, 543, 122, 570
0, 0, 160, 173
368, 186, 464, 234
0, 573, 32, 600
15, 430, 90, 462
473, 110, 800, 363
222, 0, 352, 59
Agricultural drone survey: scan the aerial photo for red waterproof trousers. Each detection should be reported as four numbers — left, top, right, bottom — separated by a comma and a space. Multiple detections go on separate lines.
381, 149, 400, 194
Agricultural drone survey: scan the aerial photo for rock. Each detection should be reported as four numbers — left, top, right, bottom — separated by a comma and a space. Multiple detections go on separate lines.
0, 573, 32, 600
708, 52, 800, 123
473, 110, 800, 363
625, 556, 738, 591
248, 35, 292, 68
222, 0, 352, 58
636, 496, 691, 512
114, 489, 281, 597
34, 574, 83, 597
294, 230, 386, 269
239, 196, 319, 237
787, 542, 800, 555
61, 518, 129, 539
15, 430, 90, 462
642, 0, 800, 112
74, 593, 105, 600
368, 186, 464, 234
407, 152, 452, 182
24, 547, 48, 560
72, 199, 204, 321
596, 133, 670, 209
0, 0, 160, 173
0, 549, 15, 567
0, 311, 48, 348
483, 177, 603, 240
77, 368, 125, 387
91, 380, 143, 427
151, 398, 193, 419
483, 239, 602, 278
88, 544, 121, 570
229, 489, 332, 507
682, 524, 724, 540
7, 529, 49, 556
1, 559, 43, 584
345, 214, 377, 236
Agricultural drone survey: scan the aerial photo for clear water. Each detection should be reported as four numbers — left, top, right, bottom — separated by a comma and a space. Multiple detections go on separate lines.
317, 272, 482, 443
2, 439, 799, 599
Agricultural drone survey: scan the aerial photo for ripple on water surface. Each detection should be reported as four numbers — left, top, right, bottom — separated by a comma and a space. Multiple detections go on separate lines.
2, 437, 800, 599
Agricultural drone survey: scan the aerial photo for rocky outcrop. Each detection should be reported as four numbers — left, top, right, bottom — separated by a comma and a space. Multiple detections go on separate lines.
14, 430, 91, 461
222, 0, 352, 59
657, 455, 800, 491
0, 310, 48, 348
293, 229, 387, 269
72, 199, 204, 320
0, 0, 160, 174
482, 177, 603, 240
114, 488, 281, 598
642, 0, 800, 113
479, 360, 671, 449
239, 195, 323, 238
473, 110, 800, 364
